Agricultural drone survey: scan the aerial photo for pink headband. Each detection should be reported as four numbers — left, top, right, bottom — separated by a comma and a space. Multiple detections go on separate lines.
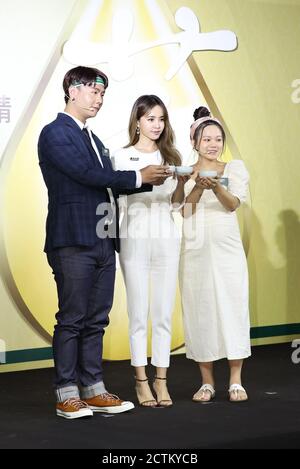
190, 116, 222, 142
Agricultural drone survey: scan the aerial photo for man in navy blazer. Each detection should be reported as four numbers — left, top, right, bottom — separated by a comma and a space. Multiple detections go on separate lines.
38, 66, 169, 419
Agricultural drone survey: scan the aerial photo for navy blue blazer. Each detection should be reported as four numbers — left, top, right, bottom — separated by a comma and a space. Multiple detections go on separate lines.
38, 113, 146, 253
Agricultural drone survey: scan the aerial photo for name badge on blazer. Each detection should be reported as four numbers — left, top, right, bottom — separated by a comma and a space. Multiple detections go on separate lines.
130, 156, 139, 161
103, 148, 110, 157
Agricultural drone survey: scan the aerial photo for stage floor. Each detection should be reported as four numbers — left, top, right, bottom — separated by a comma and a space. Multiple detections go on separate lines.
0, 342, 300, 449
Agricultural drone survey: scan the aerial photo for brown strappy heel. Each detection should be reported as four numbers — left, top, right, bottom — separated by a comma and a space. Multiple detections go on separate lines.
135, 377, 157, 407
153, 376, 173, 407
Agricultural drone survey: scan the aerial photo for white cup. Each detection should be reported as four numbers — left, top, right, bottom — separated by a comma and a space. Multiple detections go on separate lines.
175, 166, 193, 175
219, 176, 229, 188
199, 170, 218, 178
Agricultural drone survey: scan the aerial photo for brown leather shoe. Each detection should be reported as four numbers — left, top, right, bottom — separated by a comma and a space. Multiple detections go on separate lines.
56, 398, 93, 419
84, 392, 134, 414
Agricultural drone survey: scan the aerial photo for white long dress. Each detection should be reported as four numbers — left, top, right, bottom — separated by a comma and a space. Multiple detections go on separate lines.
112, 146, 180, 367
179, 160, 251, 362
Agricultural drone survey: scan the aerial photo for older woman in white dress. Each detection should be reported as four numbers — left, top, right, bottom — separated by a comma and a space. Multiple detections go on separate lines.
178, 106, 251, 403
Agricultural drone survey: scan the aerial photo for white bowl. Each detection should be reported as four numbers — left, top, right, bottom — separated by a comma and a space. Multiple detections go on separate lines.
219, 176, 229, 187
175, 166, 193, 175
199, 170, 218, 177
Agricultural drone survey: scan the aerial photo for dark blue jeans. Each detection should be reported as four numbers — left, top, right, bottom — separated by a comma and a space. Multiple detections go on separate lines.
47, 238, 116, 395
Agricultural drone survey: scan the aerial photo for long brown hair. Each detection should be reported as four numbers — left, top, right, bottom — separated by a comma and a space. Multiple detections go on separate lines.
124, 95, 181, 165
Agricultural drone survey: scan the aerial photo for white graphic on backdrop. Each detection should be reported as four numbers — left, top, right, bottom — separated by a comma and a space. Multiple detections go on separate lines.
0, 339, 6, 364
63, 6, 237, 81
291, 79, 300, 104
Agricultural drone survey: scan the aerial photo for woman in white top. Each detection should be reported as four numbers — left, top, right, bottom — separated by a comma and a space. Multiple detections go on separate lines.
113, 95, 182, 407
178, 106, 251, 403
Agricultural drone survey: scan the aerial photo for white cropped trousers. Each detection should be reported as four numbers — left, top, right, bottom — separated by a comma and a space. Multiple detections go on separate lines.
119, 235, 180, 368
